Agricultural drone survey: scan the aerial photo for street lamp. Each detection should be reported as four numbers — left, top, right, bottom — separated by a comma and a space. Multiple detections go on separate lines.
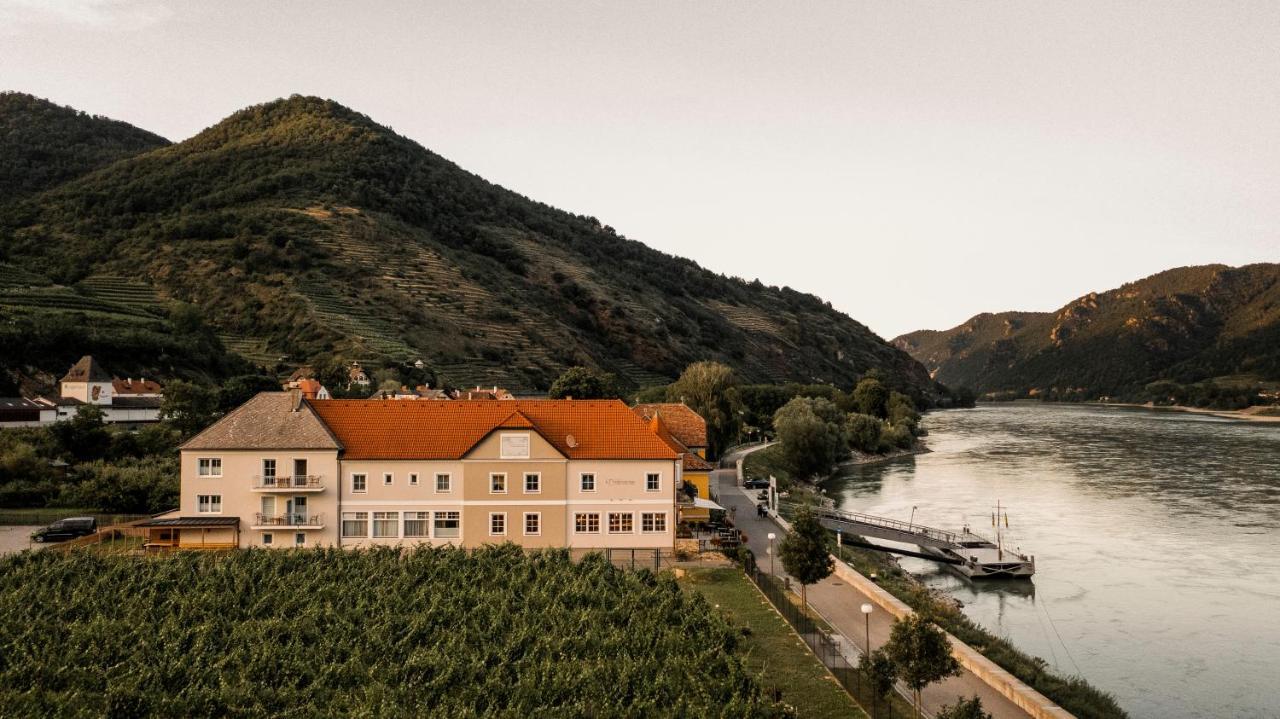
860, 603, 873, 658
767, 532, 777, 576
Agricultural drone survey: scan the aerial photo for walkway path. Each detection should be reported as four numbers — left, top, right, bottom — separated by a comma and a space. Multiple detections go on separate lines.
714, 464, 1033, 719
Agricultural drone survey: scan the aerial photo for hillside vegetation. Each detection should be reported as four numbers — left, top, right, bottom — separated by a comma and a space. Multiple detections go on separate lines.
0, 94, 933, 397
0, 92, 168, 199
894, 264, 1280, 406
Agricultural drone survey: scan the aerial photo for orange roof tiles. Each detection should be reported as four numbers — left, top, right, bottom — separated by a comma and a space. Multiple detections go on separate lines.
647, 413, 714, 472
632, 403, 708, 449
307, 399, 679, 461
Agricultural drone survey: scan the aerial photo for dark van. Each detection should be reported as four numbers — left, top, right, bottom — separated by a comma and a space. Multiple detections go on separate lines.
31, 517, 97, 543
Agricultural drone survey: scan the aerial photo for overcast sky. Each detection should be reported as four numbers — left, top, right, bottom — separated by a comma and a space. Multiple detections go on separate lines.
2, 1, 1277, 338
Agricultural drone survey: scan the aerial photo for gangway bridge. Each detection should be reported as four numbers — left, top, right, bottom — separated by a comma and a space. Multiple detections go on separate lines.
791, 504, 1036, 580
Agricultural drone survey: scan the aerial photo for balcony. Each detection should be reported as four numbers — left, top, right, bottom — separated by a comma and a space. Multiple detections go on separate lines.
251, 513, 325, 529
251, 475, 325, 492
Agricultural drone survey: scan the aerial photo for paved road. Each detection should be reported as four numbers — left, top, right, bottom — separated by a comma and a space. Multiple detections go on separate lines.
715, 465, 1032, 719
0, 526, 44, 556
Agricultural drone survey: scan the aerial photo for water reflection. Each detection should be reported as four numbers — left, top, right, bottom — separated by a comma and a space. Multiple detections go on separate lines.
826, 403, 1280, 719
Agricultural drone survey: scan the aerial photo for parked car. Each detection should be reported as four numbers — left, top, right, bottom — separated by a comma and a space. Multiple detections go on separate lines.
31, 517, 97, 543
743, 477, 770, 489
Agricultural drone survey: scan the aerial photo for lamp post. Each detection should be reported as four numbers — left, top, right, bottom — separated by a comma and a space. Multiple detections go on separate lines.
908, 505, 918, 530
767, 532, 777, 576
860, 603, 873, 658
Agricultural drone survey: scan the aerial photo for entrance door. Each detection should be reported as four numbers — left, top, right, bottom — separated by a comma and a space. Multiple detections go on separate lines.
261, 496, 276, 525
288, 496, 308, 525
293, 459, 308, 487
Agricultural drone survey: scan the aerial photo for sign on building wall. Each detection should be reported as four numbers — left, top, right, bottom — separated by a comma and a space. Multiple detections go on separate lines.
500, 433, 531, 459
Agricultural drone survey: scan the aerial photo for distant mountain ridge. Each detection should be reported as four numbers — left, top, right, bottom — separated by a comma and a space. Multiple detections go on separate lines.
0, 93, 935, 398
894, 264, 1280, 401
0, 92, 169, 199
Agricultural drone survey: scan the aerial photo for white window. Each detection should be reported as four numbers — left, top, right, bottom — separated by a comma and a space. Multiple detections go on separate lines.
608, 512, 633, 534
373, 511, 398, 538
262, 459, 276, 481
489, 512, 506, 536
646, 473, 661, 492
524, 512, 541, 536
580, 473, 596, 492
262, 533, 273, 545
490, 473, 507, 494
342, 512, 369, 538
198, 458, 222, 477
197, 495, 222, 513
574, 513, 600, 534
404, 512, 430, 537
434, 511, 460, 538
383, 472, 393, 486
435, 473, 451, 492
642, 512, 667, 533
524, 472, 540, 493
352, 473, 367, 493
295, 532, 305, 546
409, 473, 419, 486
500, 433, 530, 458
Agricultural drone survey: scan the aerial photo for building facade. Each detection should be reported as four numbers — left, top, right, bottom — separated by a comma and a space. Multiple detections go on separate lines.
153, 393, 680, 551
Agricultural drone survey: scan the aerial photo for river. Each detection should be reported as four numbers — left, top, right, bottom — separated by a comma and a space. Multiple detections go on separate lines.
826, 402, 1280, 719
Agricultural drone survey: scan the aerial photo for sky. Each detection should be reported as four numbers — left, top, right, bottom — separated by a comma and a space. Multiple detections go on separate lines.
1, 1, 1277, 338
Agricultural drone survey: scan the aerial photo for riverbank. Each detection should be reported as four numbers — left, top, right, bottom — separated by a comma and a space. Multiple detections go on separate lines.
742, 441, 929, 490
1093, 401, 1280, 423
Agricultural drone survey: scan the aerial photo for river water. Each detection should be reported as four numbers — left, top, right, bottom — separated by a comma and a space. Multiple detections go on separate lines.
826, 403, 1280, 719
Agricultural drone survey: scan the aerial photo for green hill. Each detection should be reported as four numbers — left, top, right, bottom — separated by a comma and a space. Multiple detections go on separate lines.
0, 92, 169, 199
894, 264, 1280, 404
0, 94, 933, 397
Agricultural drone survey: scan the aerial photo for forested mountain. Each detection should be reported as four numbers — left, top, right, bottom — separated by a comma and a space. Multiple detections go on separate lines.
0, 94, 934, 398
894, 264, 1280, 405
0, 92, 169, 199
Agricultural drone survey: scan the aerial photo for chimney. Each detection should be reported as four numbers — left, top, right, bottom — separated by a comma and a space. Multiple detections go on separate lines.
289, 388, 303, 412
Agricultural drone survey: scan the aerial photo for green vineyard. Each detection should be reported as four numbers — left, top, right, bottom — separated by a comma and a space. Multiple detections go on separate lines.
0, 546, 788, 718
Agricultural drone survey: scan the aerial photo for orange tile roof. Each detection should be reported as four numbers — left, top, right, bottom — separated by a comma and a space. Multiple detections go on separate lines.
307, 399, 679, 461
647, 414, 714, 472
632, 403, 707, 449
112, 377, 163, 394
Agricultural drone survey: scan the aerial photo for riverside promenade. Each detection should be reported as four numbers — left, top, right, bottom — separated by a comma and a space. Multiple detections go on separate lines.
714, 462, 1037, 719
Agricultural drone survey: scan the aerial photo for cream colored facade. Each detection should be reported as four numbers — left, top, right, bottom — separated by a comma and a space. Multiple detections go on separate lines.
178, 429, 677, 551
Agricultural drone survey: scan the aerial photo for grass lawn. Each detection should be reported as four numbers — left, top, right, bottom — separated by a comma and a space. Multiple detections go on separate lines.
742, 444, 794, 489
680, 567, 867, 719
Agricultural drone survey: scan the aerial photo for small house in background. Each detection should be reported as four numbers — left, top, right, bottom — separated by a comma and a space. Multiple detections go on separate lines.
0, 397, 57, 427
370, 385, 450, 400
348, 361, 371, 388
51, 355, 163, 424
294, 379, 331, 400
461, 385, 515, 400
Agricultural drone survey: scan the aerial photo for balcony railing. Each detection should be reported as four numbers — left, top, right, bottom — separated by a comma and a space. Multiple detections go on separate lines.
253, 513, 325, 527
252, 475, 324, 490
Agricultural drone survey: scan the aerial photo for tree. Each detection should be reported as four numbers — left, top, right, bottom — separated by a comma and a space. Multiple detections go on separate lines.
161, 380, 221, 438
852, 378, 890, 418
887, 390, 921, 433
666, 361, 740, 457
51, 404, 111, 461
935, 696, 992, 719
778, 507, 834, 611
548, 366, 621, 400
773, 397, 846, 478
884, 614, 962, 717
218, 373, 282, 412
845, 413, 882, 453
860, 648, 897, 717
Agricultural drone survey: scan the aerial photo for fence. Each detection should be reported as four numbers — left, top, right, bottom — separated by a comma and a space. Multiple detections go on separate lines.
743, 560, 915, 719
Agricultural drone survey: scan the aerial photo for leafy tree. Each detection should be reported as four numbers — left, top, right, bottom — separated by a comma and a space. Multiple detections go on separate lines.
548, 366, 621, 400
884, 614, 962, 717
935, 696, 992, 719
773, 397, 846, 478
860, 648, 898, 716
50, 404, 111, 462
161, 380, 221, 438
778, 507, 834, 611
845, 413, 883, 453
852, 377, 890, 418
218, 373, 282, 411
666, 361, 741, 457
